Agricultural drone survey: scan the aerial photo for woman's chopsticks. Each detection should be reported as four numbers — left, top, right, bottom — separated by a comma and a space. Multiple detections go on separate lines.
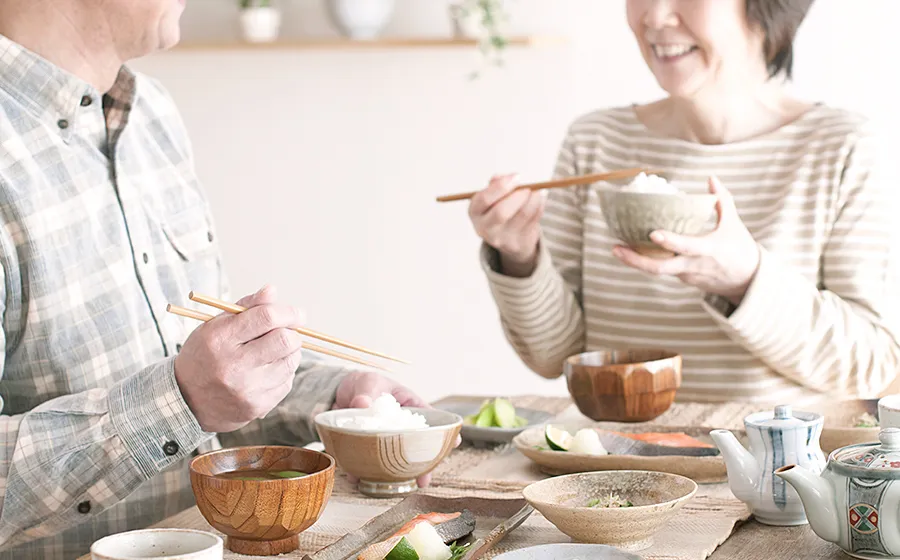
166, 304, 390, 372
435, 168, 659, 203
188, 292, 409, 365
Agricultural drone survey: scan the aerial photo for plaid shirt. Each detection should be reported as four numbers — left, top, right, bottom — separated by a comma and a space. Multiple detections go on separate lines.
0, 35, 348, 559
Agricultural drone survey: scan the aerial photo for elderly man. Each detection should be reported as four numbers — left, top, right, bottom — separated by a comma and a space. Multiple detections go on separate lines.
0, 1, 428, 558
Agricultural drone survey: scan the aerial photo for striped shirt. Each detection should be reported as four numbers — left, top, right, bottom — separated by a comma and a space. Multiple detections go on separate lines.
483, 104, 900, 403
0, 35, 347, 559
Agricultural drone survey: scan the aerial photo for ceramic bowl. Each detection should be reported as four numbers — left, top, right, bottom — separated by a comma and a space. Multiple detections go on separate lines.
565, 350, 681, 423
436, 400, 553, 448
90, 529, 223, 560
314, 407, 462, 498
189, 446, 334, 556
523, 471, 697, 551
493, 543, 641, 560
599, 190, 716, 258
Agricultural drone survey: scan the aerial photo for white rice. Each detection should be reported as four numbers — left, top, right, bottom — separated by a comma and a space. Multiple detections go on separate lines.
335, 393, 428, 431
620, 172, 681, 194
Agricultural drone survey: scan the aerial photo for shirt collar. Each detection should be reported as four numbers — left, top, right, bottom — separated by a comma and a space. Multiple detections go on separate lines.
0, 33, 136, 143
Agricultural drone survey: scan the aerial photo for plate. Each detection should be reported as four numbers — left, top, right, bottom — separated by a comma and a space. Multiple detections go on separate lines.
513, 426, 735, 484
436, 398, 553, 448
304, 494, 532, 560
811, 398, 880, 453
493, 543, 641, 560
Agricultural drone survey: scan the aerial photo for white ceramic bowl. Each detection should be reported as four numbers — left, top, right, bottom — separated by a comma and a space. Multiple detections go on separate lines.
90, 529, 223, 560
879, 395, 900, 428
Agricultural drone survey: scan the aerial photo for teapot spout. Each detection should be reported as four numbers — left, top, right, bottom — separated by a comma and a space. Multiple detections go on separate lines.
710, 429, 760, 504
775, 464, 839, 544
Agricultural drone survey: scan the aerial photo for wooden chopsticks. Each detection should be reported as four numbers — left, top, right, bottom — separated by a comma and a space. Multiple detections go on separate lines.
166, 304, 390, 372
435, 168, 661, 203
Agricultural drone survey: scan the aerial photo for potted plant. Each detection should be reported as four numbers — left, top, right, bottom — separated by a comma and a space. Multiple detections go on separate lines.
239, 0, 281, 43
449, 0, 510, 76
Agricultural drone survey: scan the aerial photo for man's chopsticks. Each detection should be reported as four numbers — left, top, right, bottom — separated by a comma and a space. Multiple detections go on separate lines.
166, 304, 390, 371
188, 292, 408, 365
435, 168, 659, 203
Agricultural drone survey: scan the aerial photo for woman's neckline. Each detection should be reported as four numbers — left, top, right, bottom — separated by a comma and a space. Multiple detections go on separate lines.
626, 101, 826, 150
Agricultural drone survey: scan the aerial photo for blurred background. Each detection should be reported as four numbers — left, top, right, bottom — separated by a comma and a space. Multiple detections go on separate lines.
132, 0, 900, 402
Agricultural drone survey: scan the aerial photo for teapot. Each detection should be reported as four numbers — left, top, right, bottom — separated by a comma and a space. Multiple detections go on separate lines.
709, 404, 826, 526
777, 427, 900, 560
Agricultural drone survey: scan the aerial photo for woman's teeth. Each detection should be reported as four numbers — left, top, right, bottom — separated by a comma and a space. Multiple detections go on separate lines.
652, 44, 696, 58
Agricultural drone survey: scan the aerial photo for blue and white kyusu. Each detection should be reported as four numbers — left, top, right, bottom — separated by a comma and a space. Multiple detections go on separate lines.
710, 405, 826, 526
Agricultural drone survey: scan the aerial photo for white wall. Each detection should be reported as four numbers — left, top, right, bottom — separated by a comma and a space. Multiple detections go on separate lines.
132, 0, 899, 402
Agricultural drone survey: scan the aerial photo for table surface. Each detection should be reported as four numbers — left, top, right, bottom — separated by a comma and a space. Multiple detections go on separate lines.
78, 396, 858, 560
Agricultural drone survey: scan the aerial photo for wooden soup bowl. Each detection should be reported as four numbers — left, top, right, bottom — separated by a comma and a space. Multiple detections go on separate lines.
189, 446, 335, 556
565, 350, 681, 423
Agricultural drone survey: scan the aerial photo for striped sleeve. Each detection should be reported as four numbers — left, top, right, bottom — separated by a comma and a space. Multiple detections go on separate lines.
480, 133, 586, 378
701, 127, 900, 396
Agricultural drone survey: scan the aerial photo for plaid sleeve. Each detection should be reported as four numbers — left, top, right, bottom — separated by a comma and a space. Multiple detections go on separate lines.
218, 357, 348, 448
0, 355, 213, 549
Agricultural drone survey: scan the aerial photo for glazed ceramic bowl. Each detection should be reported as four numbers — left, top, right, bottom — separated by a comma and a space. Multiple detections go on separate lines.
436, 399, 552, 448
599, 190, 716, 258
189, 446, 334, 556
523, 471, 698, 551
314, 407, 462, 498
565, 349, 681, 423
90, 529, 223, 560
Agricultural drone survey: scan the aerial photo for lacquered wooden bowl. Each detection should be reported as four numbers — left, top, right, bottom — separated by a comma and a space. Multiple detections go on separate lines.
314, 408, 461, 498
189, 446, 334, 556
565, 350, 681, 423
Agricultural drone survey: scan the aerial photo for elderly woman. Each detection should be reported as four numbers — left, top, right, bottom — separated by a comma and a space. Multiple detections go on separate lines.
469, 0, 900, 403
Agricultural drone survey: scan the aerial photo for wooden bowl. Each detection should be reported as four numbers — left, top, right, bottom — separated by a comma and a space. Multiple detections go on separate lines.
314, 408, 461, 498
189, 446, 334, 556
523, 470, 697, 551
565, 350, 681, 422
598, 190, 716, 258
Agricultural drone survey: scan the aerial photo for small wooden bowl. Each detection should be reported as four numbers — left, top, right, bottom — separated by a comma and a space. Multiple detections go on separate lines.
565, 350, 681, 423
314, 408, 461, 498
189, 446, 335, 556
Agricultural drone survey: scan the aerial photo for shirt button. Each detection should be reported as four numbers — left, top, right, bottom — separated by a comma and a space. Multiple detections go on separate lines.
176, 343, 183, 352
77, 501, 91, 514
80, 95, 93, 107
163, 441, 180, 456
207, 231, 214, 243
142, 253, 149, 264
57, 119, 69, 130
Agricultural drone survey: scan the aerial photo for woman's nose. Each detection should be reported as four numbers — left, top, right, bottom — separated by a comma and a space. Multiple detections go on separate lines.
642, 0, 680, 30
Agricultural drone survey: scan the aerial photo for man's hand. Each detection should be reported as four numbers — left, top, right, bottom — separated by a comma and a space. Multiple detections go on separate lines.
334, 371, 461, 488
174, 285, 305, 433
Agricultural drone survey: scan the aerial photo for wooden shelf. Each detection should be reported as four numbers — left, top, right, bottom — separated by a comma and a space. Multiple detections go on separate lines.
172, 36, 567, 51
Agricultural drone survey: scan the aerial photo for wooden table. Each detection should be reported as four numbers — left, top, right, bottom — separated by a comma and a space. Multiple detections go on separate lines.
78, 396, 853, 560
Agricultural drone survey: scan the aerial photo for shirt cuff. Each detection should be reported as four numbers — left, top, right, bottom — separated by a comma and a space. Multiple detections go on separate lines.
701, 246, 815, 350
480, 241, 555, 296
108, 357, 213, 479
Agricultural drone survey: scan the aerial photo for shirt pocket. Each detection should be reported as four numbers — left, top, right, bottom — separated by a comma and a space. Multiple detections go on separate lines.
160, 204, 218, 262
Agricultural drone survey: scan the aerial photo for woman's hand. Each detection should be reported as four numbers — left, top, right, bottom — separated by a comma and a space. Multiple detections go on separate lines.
468, 174, 545, 277
612, 176, 761, 305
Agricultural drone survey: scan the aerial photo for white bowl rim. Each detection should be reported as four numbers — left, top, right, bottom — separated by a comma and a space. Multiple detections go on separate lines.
314, 406, 462, 435
90, 528, 223, 559
522, 469, 698, 511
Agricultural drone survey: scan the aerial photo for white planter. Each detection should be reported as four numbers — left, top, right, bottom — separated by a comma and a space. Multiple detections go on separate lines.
449, 5, 484, 39
239, 7, 281, 43
326, 0, 396, 40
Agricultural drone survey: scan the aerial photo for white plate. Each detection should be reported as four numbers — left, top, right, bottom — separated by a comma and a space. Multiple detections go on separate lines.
492, 543, 641, 560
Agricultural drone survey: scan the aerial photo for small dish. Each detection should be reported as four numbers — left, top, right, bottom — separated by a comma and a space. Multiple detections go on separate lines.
565, 349, 681, 423
189, 446, 334, 556
436, 399, 552, 447
90, 529, 223, 560
314, 407, 461, 498
492, 543, 641, 560
523, 471, 697, 551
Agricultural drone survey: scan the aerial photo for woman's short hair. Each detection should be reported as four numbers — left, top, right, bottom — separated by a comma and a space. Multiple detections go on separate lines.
746, 0, 815, 79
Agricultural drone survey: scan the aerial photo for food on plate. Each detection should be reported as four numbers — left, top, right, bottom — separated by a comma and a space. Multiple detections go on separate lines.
611, 431, 714, 448
544, 426, 607, 455
463, 398, 528, 429
357, 510, 476, 560
587, 494, 633, 508
620, 172, 681, 194
854, 412, 878, 428
215, 469, 307, 481
336, 393, 428, 431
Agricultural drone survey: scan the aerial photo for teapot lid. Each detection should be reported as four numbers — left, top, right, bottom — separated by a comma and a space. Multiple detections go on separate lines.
746, 405, 818, 428
834, 428, 900, 471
